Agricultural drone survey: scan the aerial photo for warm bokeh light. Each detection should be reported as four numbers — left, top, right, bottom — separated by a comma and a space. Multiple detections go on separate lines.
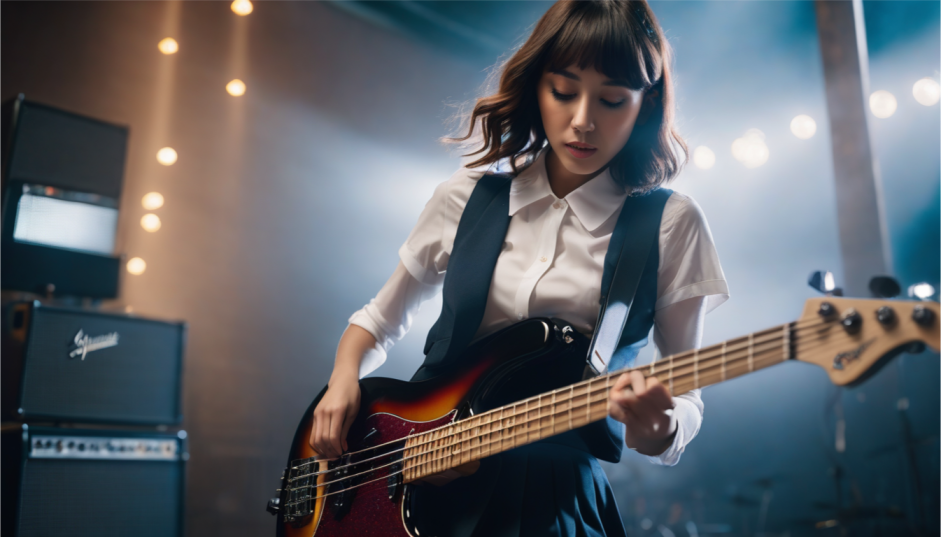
142, 192, 165, 210
912, 78, 940, 106
156, 147, 178, 166
127, 257, 147, 275
141, 213, 162, 232
692, 146, 716, 169
731, 129, 769, 168
231, 0, 253, 16
226, 79, 247, 97
158, 38, 178, 55
909, 282, 936, 300
790, 114, 816, 139
869, 90, 897, 118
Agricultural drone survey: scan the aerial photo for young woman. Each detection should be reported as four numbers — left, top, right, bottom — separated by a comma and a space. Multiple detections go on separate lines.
311, 1, 728, 535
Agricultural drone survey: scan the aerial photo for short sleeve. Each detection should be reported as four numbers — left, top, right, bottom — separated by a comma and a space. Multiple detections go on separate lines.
656, 193, 729, 312
397, 166, 483, 285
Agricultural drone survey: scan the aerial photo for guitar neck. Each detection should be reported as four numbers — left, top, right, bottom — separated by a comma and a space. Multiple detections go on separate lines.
402, 322, 795, 482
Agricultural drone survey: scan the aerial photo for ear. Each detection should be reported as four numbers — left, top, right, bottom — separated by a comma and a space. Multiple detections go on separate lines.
636, 88, 660, 126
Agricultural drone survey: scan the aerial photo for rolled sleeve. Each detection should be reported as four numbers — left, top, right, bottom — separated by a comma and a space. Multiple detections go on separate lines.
656, 194, 729, 313
398, 166, 482, 285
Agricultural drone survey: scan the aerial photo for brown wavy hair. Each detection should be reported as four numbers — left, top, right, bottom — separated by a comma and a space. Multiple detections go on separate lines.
449, 0, 687, 193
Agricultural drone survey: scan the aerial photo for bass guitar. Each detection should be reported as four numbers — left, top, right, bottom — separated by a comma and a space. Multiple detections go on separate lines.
267, 297, 939, 537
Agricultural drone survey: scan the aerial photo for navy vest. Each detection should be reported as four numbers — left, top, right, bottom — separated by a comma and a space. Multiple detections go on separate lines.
413, 172, 672, 462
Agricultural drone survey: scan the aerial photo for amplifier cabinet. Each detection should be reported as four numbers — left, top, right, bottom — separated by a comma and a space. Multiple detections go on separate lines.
2, 301, 186, 425
1, 425, 187, 537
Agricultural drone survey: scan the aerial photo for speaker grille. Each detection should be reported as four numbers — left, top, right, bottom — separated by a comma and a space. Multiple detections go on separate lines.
18, 458, 182, 537
20, 306, 184, 424
7, 101, 127, 198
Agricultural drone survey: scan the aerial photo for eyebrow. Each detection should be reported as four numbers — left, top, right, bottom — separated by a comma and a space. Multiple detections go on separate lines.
550, 69, 632, 88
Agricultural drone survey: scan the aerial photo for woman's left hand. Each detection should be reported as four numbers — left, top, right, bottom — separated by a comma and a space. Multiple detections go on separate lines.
607, 370, 677, 456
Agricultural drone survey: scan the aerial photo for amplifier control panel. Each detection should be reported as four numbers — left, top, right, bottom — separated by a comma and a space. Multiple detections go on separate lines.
29, 434, 183, 461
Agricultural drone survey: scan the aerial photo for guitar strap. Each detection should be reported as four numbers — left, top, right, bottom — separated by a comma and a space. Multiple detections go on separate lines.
586, 188, 672, 375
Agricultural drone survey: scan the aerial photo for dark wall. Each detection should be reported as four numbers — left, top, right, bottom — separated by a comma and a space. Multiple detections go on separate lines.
2, 2, 497, 534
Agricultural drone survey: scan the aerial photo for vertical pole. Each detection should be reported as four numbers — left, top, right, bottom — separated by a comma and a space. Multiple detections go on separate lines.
815, 0, 892, 296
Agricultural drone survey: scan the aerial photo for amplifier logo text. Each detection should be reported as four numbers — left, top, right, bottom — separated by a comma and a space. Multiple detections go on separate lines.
69, 329, 120, 360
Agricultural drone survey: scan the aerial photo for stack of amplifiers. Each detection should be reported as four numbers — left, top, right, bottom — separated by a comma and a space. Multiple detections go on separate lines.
2, 301, 186, 424
1, 425, 187, 537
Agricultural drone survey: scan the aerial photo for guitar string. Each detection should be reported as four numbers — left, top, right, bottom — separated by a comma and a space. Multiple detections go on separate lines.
283, 328, 852, 505
282, 324, 845, 497
294, 315, 833, 475
286, 319, 811, 481
288, 317, 834, 484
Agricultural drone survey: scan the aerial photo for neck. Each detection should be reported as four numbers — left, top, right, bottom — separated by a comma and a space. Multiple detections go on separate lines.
402, 322, 795, 482
545, 147, 604, 199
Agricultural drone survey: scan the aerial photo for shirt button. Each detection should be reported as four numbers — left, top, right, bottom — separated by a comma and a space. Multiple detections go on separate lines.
552, 201, 561, 209
517, 313, 524, 320
539, 256, 547, 262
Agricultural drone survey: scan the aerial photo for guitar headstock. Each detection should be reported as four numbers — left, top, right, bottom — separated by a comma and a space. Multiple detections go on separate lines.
796, 298, 940, 386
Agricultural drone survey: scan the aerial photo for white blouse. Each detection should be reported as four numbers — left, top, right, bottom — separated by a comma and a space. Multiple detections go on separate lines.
348, 148, 729, 466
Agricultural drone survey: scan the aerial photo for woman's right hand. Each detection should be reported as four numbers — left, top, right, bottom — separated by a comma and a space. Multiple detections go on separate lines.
309, 374, 361, 460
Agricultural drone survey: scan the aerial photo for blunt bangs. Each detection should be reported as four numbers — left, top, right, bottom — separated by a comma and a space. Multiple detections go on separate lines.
544, 1, 663, 91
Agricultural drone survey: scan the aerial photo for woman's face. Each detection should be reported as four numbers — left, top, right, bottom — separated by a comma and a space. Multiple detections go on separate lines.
537, 65, 646, 178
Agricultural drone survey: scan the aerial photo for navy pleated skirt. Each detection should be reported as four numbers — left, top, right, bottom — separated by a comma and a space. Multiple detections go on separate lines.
409, 440, 627, 537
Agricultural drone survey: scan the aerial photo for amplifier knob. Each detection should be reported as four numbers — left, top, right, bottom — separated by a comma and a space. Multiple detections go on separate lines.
56, 440, 64, 452
77, 443, 86, 452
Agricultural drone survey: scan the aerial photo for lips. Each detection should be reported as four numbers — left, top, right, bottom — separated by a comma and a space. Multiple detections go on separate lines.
565, 142, 597, 159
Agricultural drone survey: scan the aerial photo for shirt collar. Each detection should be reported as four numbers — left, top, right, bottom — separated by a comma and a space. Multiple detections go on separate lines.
509, 148, 628, 232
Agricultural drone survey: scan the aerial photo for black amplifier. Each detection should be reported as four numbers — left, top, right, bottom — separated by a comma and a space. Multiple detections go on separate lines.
1, 425, 187, 537
2, 301, 186, 425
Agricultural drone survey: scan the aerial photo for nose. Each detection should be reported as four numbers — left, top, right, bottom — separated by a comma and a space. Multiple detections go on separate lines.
571, 96, 595, 133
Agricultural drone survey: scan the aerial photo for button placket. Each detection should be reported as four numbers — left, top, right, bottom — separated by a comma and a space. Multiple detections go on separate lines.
513, 200, 567, 320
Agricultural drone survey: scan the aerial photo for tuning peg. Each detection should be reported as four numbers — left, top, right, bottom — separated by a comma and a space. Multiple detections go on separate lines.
908, 282, 936, 301
869, 276, 901, 298
808, 271, 839, 295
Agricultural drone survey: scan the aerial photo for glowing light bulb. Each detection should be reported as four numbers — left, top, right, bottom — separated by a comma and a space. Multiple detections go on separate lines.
141, 213, 162, 232
158, 38, 178, 55
231, 0, 253, 16
731, 129, 769, 168
869, 90, 897, 118
226, 79, 246, 97
156, 147, 177, 166
127, 257, 147, 275
912, 78, 940, 106
142, 192, 165, 210
909, 282, 935, 300
790, 114, 817, 139
692, 146, 715, 169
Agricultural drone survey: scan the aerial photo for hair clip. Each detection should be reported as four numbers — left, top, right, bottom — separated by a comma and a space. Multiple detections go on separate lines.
631, 2, 659, 44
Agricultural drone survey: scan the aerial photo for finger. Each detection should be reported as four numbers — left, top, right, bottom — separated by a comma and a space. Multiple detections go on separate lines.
328, 410, 345, 457
645, 375, 674, 401
340, 408, 356, 452
630, 371, 646, 396
312, 412, 324, 455
613, 372, 633, 392
638, 378, 674, 411
608, 396, 642, 424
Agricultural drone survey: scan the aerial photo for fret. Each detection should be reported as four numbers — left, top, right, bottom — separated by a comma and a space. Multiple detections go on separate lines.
748, 333, 755, 372
668, 353, 674, 394
782, 324, 790, 361
585, 378, 593, 424
550, 390, 557, 435
693, 348, 699, 389
649, 358, 655, 376
721, 341, 727, 381
568, 385, 574, 430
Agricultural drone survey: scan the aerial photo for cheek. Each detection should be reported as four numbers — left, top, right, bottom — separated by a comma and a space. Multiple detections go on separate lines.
537, 94, 566, 136
602, 112, 638, 150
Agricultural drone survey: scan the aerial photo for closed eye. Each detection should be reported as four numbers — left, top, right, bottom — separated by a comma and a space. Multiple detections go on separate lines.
601, 99, 625, 109
551, 88, 575, 102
